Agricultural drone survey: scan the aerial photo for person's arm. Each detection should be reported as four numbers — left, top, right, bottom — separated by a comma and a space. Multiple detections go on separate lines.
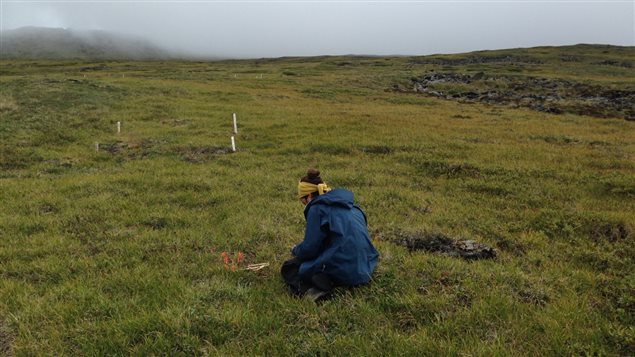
292, 206, 328, 260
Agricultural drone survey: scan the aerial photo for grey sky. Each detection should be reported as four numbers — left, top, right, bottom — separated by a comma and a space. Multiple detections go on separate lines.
2, 1, 634, 58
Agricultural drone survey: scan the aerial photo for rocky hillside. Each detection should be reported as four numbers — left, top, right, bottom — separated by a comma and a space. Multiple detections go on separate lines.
393, 44, 635, 120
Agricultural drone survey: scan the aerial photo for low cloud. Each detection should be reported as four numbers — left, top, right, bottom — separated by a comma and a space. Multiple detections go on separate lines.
2, 1, 633, 58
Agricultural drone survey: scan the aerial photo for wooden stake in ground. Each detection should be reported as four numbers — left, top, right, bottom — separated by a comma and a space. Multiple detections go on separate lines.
232, 113, 238, 134
117, 121, 121, 134
231, 136, 236, 152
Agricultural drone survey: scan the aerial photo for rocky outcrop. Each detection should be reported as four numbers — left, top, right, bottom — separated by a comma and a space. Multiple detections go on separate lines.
405, 72, 635, 120
409, 55, 543, 66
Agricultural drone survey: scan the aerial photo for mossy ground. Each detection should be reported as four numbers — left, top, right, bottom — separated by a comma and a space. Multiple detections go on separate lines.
1, 45, 634, 355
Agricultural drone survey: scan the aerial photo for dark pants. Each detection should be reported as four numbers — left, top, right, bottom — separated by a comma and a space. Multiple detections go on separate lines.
281, 258, 334, 296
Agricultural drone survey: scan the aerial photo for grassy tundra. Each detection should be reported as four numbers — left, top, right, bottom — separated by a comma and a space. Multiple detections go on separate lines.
1, 45, 634, 355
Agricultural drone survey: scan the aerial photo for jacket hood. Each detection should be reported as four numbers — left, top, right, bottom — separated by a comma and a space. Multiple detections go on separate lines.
304, 189, 354, 216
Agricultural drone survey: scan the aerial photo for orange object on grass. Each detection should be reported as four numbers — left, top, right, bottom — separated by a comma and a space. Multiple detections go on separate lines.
220, 252, 231, 265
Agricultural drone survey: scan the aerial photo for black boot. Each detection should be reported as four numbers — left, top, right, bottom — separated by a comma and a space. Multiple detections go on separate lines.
311, 273, 334, 292
281, 258, 311, 296
305, 287, 331, 303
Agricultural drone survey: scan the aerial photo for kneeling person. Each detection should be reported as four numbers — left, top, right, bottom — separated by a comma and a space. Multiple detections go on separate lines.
281, 169, 380, 302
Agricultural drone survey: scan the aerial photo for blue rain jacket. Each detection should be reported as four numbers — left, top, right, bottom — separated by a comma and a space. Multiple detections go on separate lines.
292, 189, 379, 286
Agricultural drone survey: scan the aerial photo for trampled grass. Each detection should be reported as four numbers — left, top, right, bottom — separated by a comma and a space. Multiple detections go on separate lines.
1, 45, 634, 355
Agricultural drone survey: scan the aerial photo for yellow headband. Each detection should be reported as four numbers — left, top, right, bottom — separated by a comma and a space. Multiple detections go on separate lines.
298, 182, 331, 199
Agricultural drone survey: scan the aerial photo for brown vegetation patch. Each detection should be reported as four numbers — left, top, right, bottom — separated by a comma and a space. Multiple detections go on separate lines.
96, 140, 233, 162
99, 141, 129, 154
176, 145, 234, 163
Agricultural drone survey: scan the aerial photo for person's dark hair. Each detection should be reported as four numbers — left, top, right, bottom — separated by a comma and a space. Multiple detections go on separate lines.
300, 168, 324, 185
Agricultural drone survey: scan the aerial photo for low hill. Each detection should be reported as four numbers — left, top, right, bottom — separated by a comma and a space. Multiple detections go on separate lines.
0, 27, 177, 60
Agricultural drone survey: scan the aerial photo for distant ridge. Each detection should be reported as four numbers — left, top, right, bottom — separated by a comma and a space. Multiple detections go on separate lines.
0, 27, 178, 60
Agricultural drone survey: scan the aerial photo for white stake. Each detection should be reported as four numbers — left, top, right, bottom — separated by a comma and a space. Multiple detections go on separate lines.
117, 121, 121, 134
231, 136, 236, 152
232, 113, 238, 134
95, 142, 99, 152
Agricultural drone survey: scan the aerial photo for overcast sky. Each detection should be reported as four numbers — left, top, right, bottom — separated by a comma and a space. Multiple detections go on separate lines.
1, 0, 634, 58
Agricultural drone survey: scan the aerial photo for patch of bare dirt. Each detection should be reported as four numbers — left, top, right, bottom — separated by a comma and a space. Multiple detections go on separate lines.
0, 320, 14, 357
177, 145, 234, 163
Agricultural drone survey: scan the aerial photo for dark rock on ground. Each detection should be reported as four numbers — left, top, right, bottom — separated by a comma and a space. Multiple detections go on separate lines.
80, 64, 110, 72
594, 60, 633, 68
409, 55, 543, 66
589, 222, 631, 243
393, 231, 497, 260
560, 55, 581, 62
403, 72, 635, 120
99, 141, 129, 154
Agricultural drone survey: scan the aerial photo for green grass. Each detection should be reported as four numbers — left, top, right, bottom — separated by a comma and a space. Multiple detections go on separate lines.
1, 45, 634, 355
